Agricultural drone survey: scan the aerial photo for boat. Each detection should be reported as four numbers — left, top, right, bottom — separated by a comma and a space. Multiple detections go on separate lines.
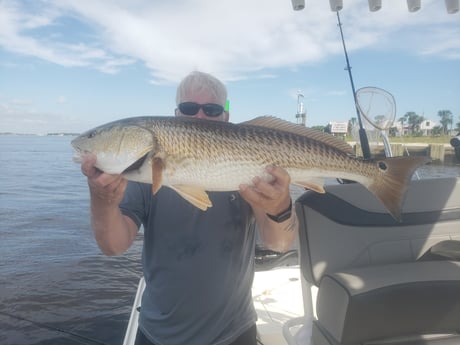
290, 175, 460, 345
123, 2, 460, 344
122, 174, 460, 345
123, 247, 302, 345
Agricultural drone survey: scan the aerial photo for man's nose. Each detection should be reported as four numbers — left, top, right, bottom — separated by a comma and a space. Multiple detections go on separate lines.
194, 109, 207, 119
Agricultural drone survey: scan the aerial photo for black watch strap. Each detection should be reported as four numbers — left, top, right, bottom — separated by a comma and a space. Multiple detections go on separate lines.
266, 199, 292, 223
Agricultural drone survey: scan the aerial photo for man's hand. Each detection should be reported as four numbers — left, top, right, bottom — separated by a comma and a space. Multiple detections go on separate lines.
81, 154, 127, 207
238, 165, 291, 216
239, 165, 296, 252
80, 154, 136, 256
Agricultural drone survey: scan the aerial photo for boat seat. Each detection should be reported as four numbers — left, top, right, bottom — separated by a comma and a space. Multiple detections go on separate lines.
418, 240, 460, 261
294, 177, 460, 345
313, 261, 460, 345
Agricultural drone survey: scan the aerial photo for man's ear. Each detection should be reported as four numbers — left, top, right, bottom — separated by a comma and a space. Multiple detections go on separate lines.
174, 108, 179, 117
224, 111, 230, 122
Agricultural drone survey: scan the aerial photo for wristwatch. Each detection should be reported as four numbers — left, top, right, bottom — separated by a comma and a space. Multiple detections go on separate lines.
266, 200, 292, 223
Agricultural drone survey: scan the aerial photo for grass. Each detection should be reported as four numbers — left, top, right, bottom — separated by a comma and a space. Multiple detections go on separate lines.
387, 136, 452, 144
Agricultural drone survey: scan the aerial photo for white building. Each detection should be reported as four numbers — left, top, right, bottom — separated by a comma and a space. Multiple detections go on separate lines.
419, 119, 440, 136
394, 119, 439, 136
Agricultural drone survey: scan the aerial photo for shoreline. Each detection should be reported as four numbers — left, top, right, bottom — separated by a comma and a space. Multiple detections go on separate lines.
348, 141, 459, 165
347, 141, 453, 148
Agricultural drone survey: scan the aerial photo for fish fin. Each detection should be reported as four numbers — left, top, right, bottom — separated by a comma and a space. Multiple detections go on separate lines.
367, 156, 430, 221
151, 157, 164, 194
170, 185, 213, 211
242, 116, 354, 155
293, 179, 326, 193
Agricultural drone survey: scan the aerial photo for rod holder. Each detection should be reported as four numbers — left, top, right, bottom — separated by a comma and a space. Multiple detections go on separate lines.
329, 0, 343, 11
445, 0, 459, 13
407, 0, 421, 12
368, 0, 382, 12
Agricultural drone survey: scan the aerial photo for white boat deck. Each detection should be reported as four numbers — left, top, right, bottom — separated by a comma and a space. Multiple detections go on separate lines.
123, 265, 306, 345
253, 266, 305, 345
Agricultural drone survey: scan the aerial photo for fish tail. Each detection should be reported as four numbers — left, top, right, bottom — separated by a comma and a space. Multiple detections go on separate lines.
366, 156, 430, 220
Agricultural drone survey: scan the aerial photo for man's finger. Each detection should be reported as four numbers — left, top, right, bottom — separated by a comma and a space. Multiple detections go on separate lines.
266, 165, 291, 186
81, 153, 98, 177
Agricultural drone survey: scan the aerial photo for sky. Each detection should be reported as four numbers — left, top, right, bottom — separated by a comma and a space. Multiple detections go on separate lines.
0, 0, 459, 134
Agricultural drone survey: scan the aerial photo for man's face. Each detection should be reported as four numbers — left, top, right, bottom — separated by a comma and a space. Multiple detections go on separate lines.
176, 90, 229, 122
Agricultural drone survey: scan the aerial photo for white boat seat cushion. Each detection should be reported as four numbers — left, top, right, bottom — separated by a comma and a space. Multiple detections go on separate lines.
316, 260, 460, 344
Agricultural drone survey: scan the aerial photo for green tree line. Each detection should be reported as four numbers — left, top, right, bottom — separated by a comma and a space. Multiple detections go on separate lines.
313, 110, 459, 136
343, 110, 459, 137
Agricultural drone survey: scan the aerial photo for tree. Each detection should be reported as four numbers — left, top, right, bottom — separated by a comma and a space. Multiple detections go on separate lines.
404, 112, 424, 135
432, 126, 443, 136
348, 117, 357, 133
373, 115, 388, 129
398, 116, 407, 135
311, 125, 326, 132
438, 110, 453, 134
389, 127, 398, 137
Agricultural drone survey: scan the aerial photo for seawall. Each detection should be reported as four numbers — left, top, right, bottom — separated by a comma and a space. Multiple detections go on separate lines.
351, 143, 459, 165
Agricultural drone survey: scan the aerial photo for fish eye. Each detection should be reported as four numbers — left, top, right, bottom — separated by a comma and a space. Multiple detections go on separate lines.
87, 130, 96, 139
378, 161, 387, 171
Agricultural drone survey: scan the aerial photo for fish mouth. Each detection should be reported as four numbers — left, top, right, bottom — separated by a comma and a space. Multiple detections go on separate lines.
72, 148, 95, 165
122, 153, 149, 174
72, 149, 83, 164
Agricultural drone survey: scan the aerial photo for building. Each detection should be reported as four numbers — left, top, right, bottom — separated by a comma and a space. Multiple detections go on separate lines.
394, 119, 440, 136
419, 119, 440, 136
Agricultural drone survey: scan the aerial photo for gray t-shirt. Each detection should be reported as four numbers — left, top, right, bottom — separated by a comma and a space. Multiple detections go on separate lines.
120, 182, 257, 345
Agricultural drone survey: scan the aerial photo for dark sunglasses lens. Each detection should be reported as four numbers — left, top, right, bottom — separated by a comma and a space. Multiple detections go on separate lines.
179, 102, 200, 116
202, 104, 224, 117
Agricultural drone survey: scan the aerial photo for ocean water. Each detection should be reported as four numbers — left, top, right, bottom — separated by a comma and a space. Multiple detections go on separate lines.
0, 136, 143, 345
0, 135, 459, 345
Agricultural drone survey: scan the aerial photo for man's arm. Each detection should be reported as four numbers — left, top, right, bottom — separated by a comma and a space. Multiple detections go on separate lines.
239, 165, 298, 253
81, 154, 138, 256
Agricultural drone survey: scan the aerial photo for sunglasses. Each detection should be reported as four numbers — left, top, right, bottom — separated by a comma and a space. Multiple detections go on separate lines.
178, 102, 225, 117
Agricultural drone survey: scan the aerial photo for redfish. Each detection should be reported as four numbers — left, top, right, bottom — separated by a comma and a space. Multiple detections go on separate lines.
72, 116, 429, 220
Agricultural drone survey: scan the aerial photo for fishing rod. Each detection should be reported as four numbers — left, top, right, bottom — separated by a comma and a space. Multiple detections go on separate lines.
336, 10, 372, 159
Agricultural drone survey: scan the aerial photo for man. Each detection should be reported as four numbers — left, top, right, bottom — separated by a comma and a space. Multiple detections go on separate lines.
81, 71, 297, 345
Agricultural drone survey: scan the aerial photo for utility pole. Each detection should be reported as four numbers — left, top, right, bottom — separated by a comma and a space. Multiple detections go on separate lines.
295, 90, 306, 126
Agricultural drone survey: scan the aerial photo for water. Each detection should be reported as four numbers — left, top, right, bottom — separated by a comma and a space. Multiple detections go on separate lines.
0, 136, 143, 345
0, 136, 459, 345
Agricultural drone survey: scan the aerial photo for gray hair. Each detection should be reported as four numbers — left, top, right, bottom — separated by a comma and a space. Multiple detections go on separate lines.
176, 71, 227, 106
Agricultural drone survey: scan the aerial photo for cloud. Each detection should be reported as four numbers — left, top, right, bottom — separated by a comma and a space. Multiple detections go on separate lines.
419, 26, 460, 59
328, 90, 347, 96
0, 0, 458, 84
10, 98, 33, 106
0, 97, 87, 134
57, 96, 67, 104
0, 1, 135, 73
